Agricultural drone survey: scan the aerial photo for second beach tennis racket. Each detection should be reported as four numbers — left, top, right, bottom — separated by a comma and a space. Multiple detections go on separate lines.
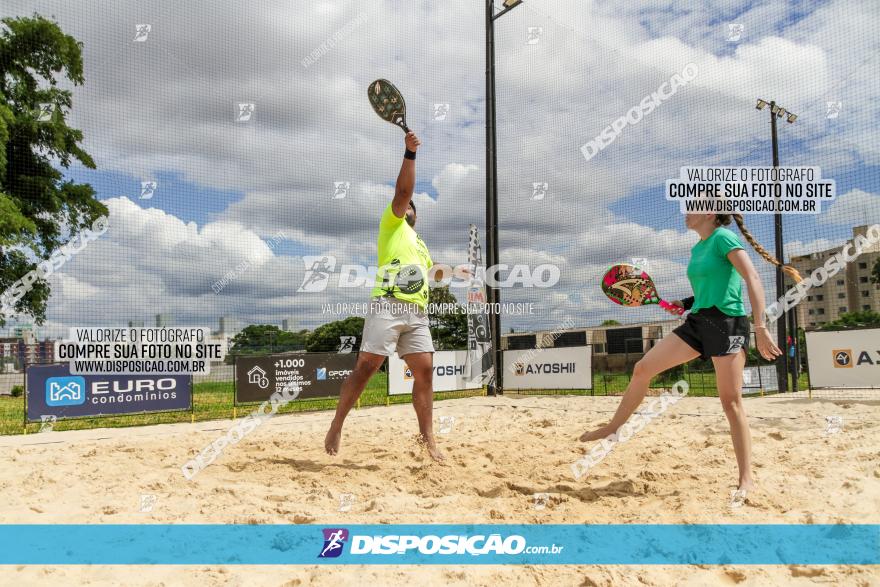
601, 263, 685, 315
368, 79, 410, 133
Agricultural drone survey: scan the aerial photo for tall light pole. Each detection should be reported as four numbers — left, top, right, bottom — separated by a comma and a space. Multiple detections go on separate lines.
755, 98, 798, 392
485, 0, 522, 396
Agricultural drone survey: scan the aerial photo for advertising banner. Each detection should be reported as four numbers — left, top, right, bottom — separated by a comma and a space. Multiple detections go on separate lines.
388, 350, 483, 395
502, 346, 591, 390
26, 362, 191, 422
806, 329, 880, 388
464, 224, 494, 387
235, 352, 357, 403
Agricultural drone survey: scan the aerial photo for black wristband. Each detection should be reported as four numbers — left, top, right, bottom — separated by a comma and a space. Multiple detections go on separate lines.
681, 296, 695, 311
404, 149, 416, 160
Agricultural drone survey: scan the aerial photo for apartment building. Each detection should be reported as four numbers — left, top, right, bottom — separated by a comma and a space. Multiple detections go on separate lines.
788, 225, 880, 329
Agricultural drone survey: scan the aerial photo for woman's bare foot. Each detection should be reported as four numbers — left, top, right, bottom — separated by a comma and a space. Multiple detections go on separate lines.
579, 425, 612, 442
730, 479, 754, 507
324, 425, 342, 456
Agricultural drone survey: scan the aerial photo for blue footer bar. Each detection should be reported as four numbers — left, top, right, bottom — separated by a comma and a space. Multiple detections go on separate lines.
1, 524, 877, 565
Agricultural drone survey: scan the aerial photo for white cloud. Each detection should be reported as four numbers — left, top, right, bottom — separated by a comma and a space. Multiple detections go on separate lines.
819, 189, 880, 226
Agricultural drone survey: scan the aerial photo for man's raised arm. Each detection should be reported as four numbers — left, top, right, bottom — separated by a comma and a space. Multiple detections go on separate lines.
391, 131, 421, 218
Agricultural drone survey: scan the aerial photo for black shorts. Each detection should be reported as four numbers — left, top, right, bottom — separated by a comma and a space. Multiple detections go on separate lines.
672, 306, 750, 361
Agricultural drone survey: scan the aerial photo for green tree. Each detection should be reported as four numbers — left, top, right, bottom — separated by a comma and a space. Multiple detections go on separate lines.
227, 325, 308, 362
820, 310, 880, 331
871, 257, 880, 285
306, 316, 364, 352
0, 15, 107, 325
428, 285, 467, 350
601, 319, 621, 326
284, 328, 310, 351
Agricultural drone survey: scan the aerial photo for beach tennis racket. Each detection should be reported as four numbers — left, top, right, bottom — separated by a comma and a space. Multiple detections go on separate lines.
368, 79, 410, 133
601, 263, 685, 315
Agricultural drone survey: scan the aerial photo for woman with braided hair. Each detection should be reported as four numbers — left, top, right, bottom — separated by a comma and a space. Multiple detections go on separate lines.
579, 211, 801, 501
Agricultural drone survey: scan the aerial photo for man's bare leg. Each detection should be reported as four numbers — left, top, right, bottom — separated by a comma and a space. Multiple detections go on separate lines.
324, 352, 385, 455
403, 351, 444, 461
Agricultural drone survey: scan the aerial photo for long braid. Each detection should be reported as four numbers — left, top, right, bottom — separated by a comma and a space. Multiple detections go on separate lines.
730, 214, 803, 283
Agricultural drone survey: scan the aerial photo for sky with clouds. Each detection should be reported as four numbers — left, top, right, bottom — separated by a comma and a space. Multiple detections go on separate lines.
2, 0, 878, 338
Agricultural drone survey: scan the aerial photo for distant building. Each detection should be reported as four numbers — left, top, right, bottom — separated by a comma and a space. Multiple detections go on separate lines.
0, 337, 55, 369
218, 316, 238, 334
281, 318, 296, 331
0, 340, 15, 372
787, 225, 880, 329
207, 331, 234, 355
13, 326, 35, 344
156, 314, 173, 327
128, 320, 145, 328
210, 318, 238, 360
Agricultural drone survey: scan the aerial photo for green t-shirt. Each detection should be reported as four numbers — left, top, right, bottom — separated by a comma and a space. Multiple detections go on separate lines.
687, 226, 745, 316
370, 203, 433, 308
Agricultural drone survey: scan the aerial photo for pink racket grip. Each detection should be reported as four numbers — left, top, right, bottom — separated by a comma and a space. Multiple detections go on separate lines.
659, 300, 685, 315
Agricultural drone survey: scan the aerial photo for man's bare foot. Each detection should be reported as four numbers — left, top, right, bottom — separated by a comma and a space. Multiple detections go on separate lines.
417, 433, 445, 462
324, 425, 341, 456
578, 425, 612, 442
738, 479, 754, 493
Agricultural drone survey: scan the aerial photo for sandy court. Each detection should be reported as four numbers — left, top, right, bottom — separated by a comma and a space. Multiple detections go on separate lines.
0, 393, 878, 586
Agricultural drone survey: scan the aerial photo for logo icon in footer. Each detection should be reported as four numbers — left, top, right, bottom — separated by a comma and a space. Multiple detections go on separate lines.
318, 528, 349, 558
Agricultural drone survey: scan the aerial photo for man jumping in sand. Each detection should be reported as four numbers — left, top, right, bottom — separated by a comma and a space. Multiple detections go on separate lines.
324, 131, 444, 461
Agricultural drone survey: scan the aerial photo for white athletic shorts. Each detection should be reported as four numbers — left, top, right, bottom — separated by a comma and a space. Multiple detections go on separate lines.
360, 296, 435, 357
